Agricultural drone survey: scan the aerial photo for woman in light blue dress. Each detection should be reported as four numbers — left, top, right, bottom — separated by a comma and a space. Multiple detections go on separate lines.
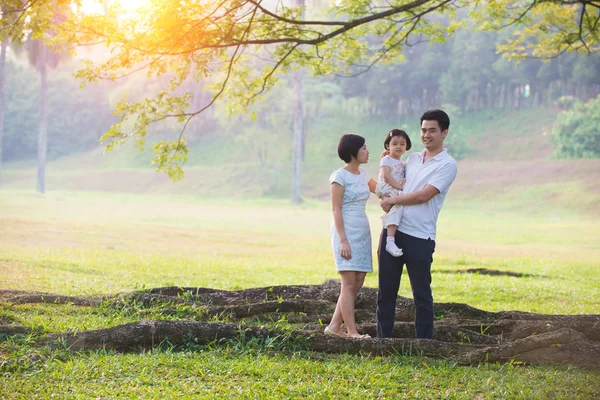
325, 134, 377, 339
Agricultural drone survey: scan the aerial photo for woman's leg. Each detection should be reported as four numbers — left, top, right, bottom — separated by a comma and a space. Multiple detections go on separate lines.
339, 271, 367, 337
325, 296, 347, 337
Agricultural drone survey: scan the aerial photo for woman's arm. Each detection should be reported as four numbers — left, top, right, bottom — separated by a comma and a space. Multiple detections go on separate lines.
368, 178, 377, 193
382, 166, 405, 190
331, 183, 351, 260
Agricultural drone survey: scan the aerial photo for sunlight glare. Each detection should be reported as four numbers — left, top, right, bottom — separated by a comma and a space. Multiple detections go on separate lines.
80, 0, 149, 15
114, 0, 149, 13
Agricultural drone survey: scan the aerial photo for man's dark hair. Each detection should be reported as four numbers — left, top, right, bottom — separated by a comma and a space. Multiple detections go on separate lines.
420, 109, 450, 132
337, 134, 365, 163
384, 129, 412, 151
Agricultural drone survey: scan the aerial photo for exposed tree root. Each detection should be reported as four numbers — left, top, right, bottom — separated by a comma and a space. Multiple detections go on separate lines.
4, 294, 101, 307
3, 282, 599, 370
0, 325, 31, 335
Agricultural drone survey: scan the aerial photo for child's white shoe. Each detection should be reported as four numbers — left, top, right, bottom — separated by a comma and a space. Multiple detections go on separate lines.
386, 243, 403, 257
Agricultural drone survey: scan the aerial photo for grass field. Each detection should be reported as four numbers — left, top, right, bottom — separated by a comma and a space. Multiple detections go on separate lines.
1, 107, 599, 398
1, 189, 599, 399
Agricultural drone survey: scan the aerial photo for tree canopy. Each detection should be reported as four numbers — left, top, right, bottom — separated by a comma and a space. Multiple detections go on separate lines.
1, 0, 598, 177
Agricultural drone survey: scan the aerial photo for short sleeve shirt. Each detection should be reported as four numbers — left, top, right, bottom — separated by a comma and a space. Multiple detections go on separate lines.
398, 149, 457, 240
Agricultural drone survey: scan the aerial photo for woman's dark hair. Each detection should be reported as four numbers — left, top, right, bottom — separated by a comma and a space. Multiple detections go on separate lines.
337, 134, 365, 163
384, 129, 412, 151
420, 109, 450, 132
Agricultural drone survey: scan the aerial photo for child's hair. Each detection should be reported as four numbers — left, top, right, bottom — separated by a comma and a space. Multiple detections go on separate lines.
338, 134, 365, 163
384, 129, 412, 151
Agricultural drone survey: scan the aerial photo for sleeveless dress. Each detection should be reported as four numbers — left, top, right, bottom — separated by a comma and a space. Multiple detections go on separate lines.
329, 168, 373, 273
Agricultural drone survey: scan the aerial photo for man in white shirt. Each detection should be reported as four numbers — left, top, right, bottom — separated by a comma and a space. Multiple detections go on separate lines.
377, 109, 458, 339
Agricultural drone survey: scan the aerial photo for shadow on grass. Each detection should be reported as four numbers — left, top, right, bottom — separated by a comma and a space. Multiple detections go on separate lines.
436, 268, 545, 279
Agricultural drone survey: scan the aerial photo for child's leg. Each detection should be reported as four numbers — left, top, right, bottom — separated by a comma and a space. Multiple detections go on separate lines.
385, 224, 403, 257
386, 224, 397, 238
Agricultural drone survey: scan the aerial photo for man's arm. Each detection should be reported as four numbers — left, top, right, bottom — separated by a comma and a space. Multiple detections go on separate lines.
381, 184, 439, 211
381, 162, 457, 210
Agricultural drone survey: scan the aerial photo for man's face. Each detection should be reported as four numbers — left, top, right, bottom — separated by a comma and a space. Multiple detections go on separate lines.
420, 120, 447, 151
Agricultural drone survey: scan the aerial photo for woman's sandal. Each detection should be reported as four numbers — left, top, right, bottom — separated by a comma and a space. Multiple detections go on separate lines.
324, 326, 347, 337
347, 333, 371, 339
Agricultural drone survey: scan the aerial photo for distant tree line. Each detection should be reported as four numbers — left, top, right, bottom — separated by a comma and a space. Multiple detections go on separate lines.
2, 26, 598, 166
2, 61, 116, 163
328, 29, 600, 118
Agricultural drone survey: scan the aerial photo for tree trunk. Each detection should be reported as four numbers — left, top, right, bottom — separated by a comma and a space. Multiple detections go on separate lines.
291, 0, 305, 205
0, 35, 7, 187
36, 63, 48, 194
291, 70, 304, 204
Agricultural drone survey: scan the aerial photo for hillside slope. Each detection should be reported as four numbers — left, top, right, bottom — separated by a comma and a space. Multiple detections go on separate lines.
1, 108, 598, 214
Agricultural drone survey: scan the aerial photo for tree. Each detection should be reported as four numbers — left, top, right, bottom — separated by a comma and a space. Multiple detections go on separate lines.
23, 30, 69, 193
0, 1, 21, 187
0, 29, 7, 186
551, 94, 600, 158
291, 0, 306, 204
2, 0, 598, 178
1, 1, 71, 192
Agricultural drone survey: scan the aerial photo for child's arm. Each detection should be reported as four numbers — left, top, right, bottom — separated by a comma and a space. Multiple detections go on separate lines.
381, 166, 405, 190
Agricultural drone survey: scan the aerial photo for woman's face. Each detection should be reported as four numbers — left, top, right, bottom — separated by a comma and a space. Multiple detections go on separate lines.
355, 144, 369, 164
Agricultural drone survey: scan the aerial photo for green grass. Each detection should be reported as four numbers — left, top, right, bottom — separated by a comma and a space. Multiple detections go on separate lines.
2, 351, 598, 399
1, 190, 599, 398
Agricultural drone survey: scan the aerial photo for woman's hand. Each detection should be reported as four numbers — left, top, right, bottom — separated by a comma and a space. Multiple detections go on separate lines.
380, 150, 389, 159
340, 240, 352, 260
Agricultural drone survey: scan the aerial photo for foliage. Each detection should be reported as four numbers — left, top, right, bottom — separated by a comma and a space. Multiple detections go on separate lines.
1, 0, 599, 176
551, 95, 600, 159
0, 0, 73, 44
50, 0, 600, 177
477, 0, 600, 59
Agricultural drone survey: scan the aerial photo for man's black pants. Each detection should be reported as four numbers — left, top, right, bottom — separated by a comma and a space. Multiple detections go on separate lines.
376, 230, 436, 338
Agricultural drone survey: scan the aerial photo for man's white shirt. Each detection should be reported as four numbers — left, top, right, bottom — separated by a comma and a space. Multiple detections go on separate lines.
398, 149, 457, 240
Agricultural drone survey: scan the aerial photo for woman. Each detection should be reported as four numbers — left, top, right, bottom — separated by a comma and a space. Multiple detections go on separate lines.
325, 134, 377, 339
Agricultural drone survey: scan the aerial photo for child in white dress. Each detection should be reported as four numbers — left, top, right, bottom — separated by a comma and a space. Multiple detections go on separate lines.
375, 129, 412, 257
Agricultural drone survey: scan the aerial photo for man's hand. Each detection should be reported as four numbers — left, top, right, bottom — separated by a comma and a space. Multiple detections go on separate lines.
380, 150, 389, 159
380, 196, 395, 212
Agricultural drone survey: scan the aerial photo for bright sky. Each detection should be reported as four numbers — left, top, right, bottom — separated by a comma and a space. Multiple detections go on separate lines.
80, 0, 148, 15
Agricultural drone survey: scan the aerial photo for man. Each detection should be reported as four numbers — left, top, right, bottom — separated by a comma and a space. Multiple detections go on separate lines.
376, 109, 457, 339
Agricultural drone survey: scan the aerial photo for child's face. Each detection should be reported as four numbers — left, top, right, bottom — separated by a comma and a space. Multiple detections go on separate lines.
387, 136, 408, 158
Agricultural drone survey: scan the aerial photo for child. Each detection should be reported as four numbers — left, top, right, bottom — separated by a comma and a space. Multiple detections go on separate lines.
375, 129, 412, 257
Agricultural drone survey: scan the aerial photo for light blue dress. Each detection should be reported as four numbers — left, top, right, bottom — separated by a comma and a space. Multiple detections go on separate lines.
329, 168, 373, 273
